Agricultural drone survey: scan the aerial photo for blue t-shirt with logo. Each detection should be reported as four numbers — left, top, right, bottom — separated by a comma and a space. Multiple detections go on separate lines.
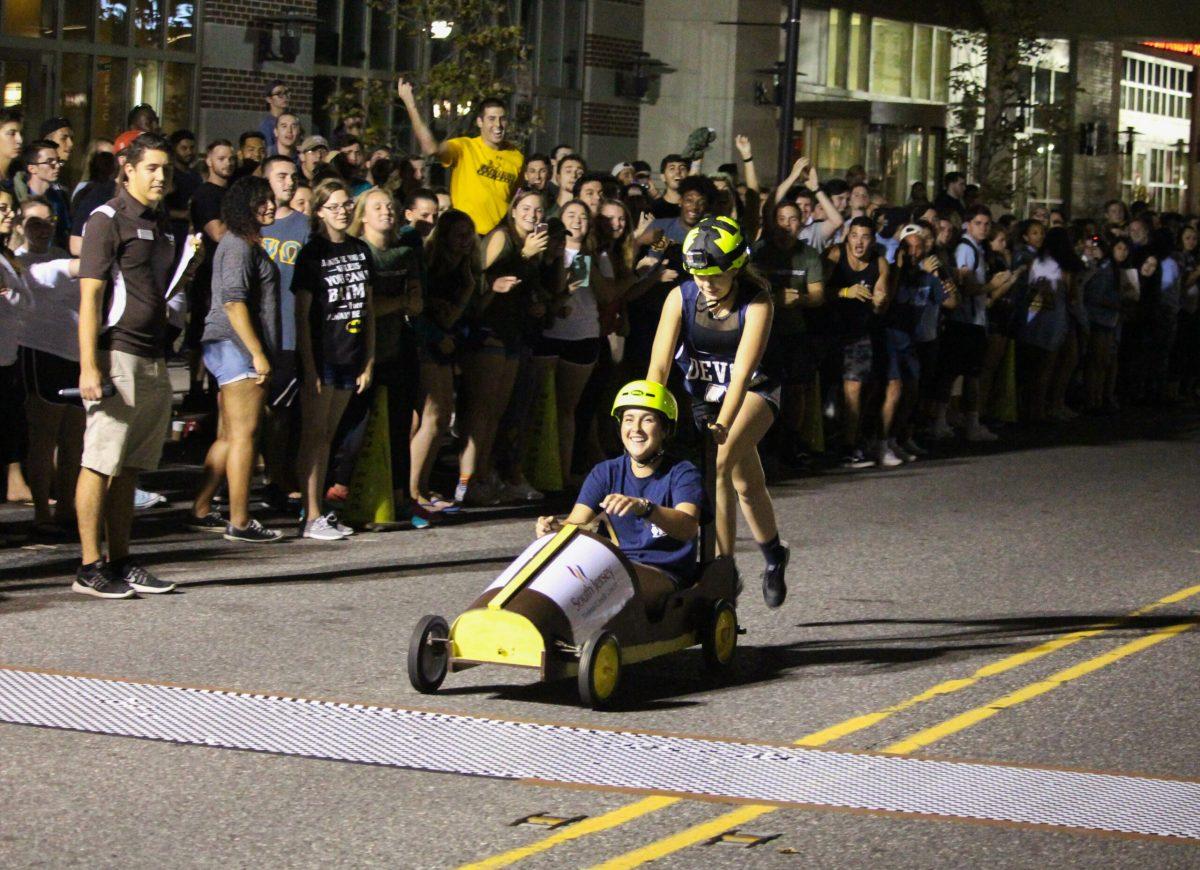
576, 455, 708, 579
261, 210, 310, 351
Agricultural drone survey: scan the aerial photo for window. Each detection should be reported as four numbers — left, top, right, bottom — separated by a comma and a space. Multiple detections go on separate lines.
827, 8, 845, 89
913, 26, 933, 101
96, 0, 129, 45
1120, 51, 1193, 119
870, 18, 913, 98
129, 58, 160, 112
133, 0, 161, 48
2, 0, 54, 38
369, 4, 393, 70
64, 0, 90, 40
162, 61, 192, 132
826, 9, 949, 100
166, 0, 193, 51
93, 56, 127, 137
340, 0, 365, 66
933, 30, 951, 101
315, 0, 339, 65
847, 13, 867, 91
314, 0, 404, 140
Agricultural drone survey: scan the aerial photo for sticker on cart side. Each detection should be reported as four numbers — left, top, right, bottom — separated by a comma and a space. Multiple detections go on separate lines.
485, 533, 635, 639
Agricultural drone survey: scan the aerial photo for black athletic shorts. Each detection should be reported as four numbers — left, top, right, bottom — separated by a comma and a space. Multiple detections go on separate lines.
531, 335, 601, 366
939, 321, 987, 379
20, 346, 81, 406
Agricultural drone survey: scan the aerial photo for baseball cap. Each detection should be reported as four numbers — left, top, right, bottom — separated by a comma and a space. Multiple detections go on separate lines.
113, 129, 142, 154
299, 135, 330, 153
38, 116, 72, 138
611, 162, 634, 176
897, 223, 924, 243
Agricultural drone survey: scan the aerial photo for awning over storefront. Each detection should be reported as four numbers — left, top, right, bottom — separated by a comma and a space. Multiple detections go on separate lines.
794, 99, 947, 129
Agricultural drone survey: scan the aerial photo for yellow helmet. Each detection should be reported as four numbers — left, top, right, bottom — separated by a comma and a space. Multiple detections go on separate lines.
611, 380, 678, 433
683, 215, 749, 275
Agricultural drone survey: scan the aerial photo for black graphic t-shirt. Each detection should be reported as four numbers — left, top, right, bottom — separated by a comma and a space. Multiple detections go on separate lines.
293, 234, 375, 368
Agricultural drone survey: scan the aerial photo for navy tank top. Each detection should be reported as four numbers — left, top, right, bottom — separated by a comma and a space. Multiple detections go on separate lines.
674, 279, 778, 402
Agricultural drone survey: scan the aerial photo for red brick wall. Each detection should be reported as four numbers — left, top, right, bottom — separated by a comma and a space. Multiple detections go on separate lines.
200, 69, 313, 114
582, 101, 640, 137
584, 34, 642, 70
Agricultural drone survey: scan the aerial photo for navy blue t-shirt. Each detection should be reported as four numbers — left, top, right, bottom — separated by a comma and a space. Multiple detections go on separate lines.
576, 455, 708, 578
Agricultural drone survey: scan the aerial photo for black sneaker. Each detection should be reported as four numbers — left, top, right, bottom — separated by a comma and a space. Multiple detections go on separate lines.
224, 519, 284, 544
72, 561, 135, 599
762, 543, 790, 609
113, 560, 176, 594
185, 511, 225, 533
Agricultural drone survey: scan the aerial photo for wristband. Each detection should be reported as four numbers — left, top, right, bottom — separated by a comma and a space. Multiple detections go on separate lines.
742, 156, 753, 162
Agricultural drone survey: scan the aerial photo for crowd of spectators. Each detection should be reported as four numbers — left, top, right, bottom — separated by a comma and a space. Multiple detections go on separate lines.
0, 73, 1197, 599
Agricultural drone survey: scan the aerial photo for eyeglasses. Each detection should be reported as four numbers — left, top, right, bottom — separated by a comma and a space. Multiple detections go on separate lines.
271, 88, 291, 98
35, 158, 64, 168
322, 201, 355, 212
0, 204, 13, 215
24, 215, 57, 224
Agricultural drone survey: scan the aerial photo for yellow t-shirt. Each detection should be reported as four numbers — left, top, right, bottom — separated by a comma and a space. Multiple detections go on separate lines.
441, 136, 523, 234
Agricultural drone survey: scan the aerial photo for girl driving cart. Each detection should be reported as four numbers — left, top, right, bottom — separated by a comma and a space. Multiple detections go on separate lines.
646, 215, 790, 608
536, 380, 707, 615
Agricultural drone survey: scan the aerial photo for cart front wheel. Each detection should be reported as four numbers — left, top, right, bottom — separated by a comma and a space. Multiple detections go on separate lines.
408, 615, 450, 693
578, 631, 622, 709
702, 599, 738, 671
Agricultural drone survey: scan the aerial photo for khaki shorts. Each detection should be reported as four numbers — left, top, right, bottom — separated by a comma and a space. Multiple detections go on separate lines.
81, 350, 173, 476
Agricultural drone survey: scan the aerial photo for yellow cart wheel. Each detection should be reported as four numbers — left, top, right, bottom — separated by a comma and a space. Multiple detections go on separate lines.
578, 631, 622, 709
407, 615, 450, 693
702, 599, 738, 672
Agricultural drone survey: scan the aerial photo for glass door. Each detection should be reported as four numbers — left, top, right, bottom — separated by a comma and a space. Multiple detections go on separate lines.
0, 49, 51, 130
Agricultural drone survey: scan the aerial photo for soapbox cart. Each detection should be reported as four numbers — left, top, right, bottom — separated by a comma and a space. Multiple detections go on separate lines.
407, 519, 739, 708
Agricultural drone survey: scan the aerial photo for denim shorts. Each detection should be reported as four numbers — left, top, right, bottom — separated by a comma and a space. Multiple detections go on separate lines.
202, 340, 258, 387
841, 336, 875, 383
320, 361, 361, 390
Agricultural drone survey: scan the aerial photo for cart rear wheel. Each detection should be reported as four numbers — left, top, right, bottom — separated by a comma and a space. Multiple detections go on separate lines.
408, 615, 450, 693
578, 631, 621, 709
702, 599, 738, 671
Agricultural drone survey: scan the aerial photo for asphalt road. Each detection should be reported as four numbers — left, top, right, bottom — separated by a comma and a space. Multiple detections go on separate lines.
1, 410, 1198, 868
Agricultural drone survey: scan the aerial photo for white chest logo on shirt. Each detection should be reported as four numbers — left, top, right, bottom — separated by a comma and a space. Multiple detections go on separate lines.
648, 522, 666, 539
136, 228, 155, 241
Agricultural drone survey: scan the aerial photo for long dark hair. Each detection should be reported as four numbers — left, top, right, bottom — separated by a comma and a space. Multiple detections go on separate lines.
221, 175, 274, 243
1040, 226, 1083, 274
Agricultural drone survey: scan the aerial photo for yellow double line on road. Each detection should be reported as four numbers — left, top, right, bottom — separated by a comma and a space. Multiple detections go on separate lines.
460, 582, 1200, 869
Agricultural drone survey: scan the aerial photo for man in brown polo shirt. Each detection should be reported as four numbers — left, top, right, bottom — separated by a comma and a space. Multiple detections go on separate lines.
74, 133, 190, 598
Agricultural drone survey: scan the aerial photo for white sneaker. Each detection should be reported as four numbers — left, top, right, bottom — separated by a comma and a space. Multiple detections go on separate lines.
302, 514, 347, 541
930, 421, 955, 440
889, 438, 916, 463
965, 422, 999, 442
133, 488, 167, 510
500, 480, 544, 502
323, 511, 355, 536
876, 442, 904, 468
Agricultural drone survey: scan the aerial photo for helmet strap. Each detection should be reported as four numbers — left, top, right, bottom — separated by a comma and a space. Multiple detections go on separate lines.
698, 282, 736, 318
630, 448, 665, 469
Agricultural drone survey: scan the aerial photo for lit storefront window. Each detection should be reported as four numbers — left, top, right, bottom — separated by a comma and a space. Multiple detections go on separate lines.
0, 0, 197, 159
1120, 52, 1193, 211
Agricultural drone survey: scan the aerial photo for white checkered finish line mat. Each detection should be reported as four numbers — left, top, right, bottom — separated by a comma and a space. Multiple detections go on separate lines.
1, 668, 1198, 841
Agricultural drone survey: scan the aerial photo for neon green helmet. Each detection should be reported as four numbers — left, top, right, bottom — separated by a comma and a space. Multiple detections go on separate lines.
682, 215, 749, 275
611, 380, 678, 434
